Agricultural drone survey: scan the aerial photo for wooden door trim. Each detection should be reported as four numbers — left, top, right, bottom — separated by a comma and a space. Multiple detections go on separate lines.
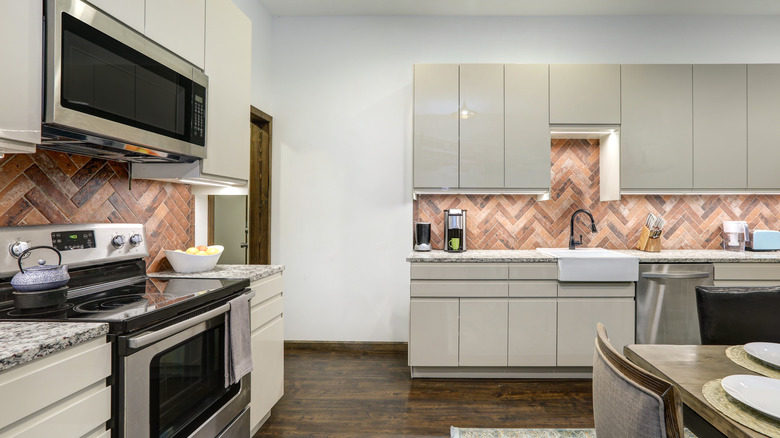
250, 106, 272, 265
207, 195, 215, 246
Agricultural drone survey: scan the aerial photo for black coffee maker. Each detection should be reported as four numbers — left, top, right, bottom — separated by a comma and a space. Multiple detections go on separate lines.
444, 209, 466, 252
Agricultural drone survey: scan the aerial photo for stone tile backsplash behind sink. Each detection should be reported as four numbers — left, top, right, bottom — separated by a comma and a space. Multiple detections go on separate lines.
0, 151, 193, 272
415, 139, 780, 251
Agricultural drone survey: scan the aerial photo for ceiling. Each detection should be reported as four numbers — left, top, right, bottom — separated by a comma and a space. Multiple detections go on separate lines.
258, 0, 780, 16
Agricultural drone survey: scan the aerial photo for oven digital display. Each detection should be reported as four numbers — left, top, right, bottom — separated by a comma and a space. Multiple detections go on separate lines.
51, 231, 95, 251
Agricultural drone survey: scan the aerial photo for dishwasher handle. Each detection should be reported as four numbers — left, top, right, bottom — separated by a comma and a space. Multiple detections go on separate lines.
127, 290, 255, 349
641, 271, 711, 280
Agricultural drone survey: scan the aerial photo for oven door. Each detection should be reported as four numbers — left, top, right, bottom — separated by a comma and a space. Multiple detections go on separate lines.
119, 291, 252, 438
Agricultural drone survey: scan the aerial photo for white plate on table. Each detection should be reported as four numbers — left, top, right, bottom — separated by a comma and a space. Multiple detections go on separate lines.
721, 375, 780, 420
744, 342, 780, 368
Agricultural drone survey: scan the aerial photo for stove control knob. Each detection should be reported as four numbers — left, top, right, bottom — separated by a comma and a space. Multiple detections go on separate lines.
9, 241, 29, 258
111, 235, 126, 249
129, 234, 143, 247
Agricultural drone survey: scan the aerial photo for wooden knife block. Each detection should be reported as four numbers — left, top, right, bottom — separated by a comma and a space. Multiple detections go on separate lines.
636, 225, 661, 252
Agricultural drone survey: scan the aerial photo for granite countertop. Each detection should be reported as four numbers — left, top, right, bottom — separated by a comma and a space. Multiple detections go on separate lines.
408, 249, 780, 263
149, 264, 285, 282
0, 322, 108, 372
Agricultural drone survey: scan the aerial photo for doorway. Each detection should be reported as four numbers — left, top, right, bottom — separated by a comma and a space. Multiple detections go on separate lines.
208, 106, 272, 265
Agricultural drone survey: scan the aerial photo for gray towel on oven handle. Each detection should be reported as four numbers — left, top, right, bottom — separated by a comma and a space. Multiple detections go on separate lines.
225, 293, 253, 388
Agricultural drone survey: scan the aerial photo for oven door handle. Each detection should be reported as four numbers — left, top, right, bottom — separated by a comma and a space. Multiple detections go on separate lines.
127, 290, 255, 350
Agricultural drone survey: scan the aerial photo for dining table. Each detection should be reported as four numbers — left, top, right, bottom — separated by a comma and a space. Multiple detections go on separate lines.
624, 344, 774, 438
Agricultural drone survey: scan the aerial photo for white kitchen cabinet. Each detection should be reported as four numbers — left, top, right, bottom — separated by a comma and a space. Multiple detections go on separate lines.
508, 298, 557, 366
145, 0, 206, 69
557, 298, 635, 367
0, 0, 41, 154
748, 65, 780, 189
459, 298, 508, 366
410, 262, 634, 376
621, 64, 693, 190
409, 298, 459, 366
86, 0, 144, 32
202, 0, 252, 182
413, 64, 460, 189
248, 273, 284, 433
0, 337, 111, 437
549, 64, 621, 124
460, 64, 505, 188
693, 65, 747, 189
505, 64, 551, 190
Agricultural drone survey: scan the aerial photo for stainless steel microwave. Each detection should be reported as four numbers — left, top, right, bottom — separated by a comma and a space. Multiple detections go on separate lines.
41, 0, 207, 163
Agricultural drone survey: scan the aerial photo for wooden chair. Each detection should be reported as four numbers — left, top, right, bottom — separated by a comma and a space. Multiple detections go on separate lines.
695, 285, 780, 345
593, 322, 684, 438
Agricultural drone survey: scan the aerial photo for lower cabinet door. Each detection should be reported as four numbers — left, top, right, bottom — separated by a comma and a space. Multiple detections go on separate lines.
508, 299, 557, 366
557, 298, 635, 367
459, 298, 508, 366
250, 316, 284, 430
409, 298, 459, 366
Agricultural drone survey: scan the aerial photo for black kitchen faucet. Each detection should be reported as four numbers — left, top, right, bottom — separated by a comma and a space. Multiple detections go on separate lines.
569, 209, 598, 250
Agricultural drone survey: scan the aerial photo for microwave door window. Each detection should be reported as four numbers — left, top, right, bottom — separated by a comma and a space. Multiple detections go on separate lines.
135, 65, 183, 136
62, 28, 136, 122
60, 13, 191, 143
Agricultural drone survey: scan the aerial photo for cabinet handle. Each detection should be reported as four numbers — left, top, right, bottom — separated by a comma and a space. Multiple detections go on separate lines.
641, 271, 711, 280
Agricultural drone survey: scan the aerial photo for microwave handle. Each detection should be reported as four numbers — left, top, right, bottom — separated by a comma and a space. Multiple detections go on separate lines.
127, 290, 255, 349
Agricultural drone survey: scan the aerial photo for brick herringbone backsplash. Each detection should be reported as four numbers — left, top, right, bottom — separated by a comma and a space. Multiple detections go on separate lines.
416, 139, 780, 250
0, 151, 193, 272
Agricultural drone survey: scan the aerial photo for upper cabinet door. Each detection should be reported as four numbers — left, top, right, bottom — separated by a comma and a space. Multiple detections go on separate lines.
693, 65, 747, 190
202, 0, 251, 181
505, 64, 550, 190
549, 64, 620, 125
621, 64, 693, 190
748, 65, 780, 189
459, 64, 504, 188
86, 0, 144, 32
413, 64, 459, 189
0, 0, 41, 153
145, 0, 206, 69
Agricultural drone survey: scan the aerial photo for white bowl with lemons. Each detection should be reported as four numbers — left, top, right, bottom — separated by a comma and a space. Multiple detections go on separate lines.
165, 245, 224, 273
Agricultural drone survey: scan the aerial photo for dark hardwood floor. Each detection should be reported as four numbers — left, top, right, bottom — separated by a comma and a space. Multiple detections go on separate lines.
254, 343, 594, 437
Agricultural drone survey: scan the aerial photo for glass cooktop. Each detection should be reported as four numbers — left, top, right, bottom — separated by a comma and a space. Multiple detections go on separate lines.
0, 276, 249, 333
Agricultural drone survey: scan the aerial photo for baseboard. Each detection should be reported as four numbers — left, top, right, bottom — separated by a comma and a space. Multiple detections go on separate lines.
284, 341, 408, 354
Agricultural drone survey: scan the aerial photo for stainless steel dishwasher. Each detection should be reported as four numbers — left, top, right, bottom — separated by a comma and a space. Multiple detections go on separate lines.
636, 264, 714, 344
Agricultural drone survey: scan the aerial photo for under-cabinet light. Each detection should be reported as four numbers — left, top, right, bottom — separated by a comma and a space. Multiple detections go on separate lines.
179, 178, 238, 187
550, 130, 616, 135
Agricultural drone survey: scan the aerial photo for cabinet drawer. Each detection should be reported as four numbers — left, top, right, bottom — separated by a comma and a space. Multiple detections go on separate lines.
508, 281, 557, 297
509, 263, 557, 280
557, 282, 635, 298
250, 295, 284, 331
411, 263, 508, 280
250, 273, 284, 303
0, 338, 110, 429
411, 281, 508, 297
1, 384, 110, 438
714, 263, 780, 281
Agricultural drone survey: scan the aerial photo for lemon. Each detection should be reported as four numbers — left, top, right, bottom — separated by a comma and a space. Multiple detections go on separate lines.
206, 247, 220, 255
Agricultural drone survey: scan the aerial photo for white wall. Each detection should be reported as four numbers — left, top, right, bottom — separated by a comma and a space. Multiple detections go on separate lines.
266, 14, 780, 341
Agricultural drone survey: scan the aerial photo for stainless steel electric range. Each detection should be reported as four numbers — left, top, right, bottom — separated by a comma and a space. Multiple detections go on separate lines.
0, 224, 252, 438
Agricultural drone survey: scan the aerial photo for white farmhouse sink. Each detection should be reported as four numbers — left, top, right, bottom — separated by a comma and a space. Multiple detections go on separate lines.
536, 248, 639, 282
